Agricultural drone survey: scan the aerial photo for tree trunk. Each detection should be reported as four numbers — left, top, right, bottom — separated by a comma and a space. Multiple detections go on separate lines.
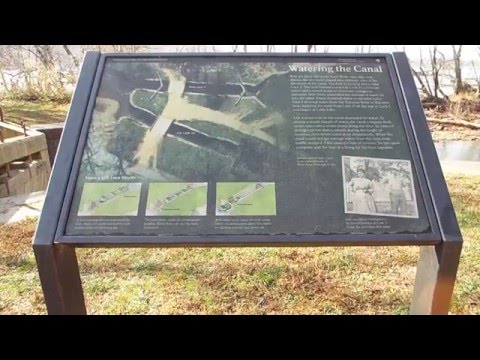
452, 45, 464, 94
0, 68, 10, 92
33, 45, 55, 69
472, 61, 480, 94
62, 45, 79, 67
430, 46, 441, 99
412, 69, 433, 98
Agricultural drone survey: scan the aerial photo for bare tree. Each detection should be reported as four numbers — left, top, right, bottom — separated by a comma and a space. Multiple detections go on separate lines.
33, 45, 55, 69
355, 45, 373, 53
307, 45, 329, 53
0, 46, 14, 92
62, 45, 79, 68
411, 46, 434, 99
429, 46, 448, 99
19, 45, 55, 69
355, 45, 365, 53
472, 61, 480, 95
266, 45, 275, 53
232, 45, 238, 53
452, 45, 464, 93
83, 45, 148, 54
244, 45, 247, 53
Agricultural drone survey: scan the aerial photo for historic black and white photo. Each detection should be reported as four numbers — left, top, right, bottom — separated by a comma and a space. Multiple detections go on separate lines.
343, 156, 419, 218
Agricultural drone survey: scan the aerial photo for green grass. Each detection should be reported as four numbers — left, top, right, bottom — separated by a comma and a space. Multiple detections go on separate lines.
146, 183, 208, 216
0, 175, 479, 314
0, 100, 69, 125
216, 182, 277, 216
130, 89, 168, 116
78, 183, 142, 216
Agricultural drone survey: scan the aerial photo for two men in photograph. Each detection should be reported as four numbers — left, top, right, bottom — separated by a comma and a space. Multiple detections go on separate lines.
344, 157, 417, 218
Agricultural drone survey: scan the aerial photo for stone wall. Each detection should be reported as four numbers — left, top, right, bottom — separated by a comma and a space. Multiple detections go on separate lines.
0, 122, 51, 198
32, 123, 64, 166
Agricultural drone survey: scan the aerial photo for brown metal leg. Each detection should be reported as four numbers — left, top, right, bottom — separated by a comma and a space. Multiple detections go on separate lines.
33, 244, 87, 315
410, 241, 462, 315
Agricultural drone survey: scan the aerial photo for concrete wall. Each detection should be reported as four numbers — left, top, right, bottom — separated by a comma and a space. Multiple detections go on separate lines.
0, 122, 51, 198
32, 124, 64, 167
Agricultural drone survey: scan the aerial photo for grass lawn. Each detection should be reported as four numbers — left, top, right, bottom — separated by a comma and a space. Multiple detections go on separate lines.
78, 183, 142, 216
216, 182, 277, 216
1, 100, 69, 125
146, 183, 208, 216
0, 174, 478, 314
131, 89, 168, 116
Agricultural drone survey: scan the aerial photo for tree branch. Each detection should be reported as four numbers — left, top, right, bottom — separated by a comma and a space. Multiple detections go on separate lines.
412, 68, 432, 97
62, 45, 79, 67
427, 117, 480, 129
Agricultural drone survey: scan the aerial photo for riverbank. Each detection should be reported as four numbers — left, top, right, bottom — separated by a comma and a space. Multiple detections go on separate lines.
0, 100, 69, 125
426, 94, 480, 141
431, 128, 479, 142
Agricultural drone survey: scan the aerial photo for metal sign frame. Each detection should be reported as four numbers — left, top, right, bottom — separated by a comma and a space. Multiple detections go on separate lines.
33, 52, 462, 315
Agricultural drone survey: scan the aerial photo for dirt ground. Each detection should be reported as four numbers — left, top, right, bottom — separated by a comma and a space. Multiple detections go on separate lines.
426, 95, 480, 141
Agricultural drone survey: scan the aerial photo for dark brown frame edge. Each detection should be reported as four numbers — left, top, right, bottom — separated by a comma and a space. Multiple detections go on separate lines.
55, 52, 440, 246
392, 52, 462, 314
32, 52, 101, 314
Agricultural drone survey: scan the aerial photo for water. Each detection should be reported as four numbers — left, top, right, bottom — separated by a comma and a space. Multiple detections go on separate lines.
435, 141, 480, 161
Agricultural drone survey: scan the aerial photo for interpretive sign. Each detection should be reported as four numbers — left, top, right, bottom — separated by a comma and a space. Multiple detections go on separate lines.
33, 52, 462, 314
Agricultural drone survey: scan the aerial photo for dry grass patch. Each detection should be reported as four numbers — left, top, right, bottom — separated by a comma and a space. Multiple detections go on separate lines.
1, 100, 68, 125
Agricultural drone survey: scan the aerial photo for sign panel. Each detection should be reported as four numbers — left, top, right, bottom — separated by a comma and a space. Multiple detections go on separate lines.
64, 56, 432, 238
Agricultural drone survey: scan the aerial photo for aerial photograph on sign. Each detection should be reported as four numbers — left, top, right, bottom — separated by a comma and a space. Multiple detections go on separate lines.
77, 183, 142, 216
79, 59, 293, 183
146, 182, 208, 216
342, 156, 419, 218
216, 182, 276, 216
